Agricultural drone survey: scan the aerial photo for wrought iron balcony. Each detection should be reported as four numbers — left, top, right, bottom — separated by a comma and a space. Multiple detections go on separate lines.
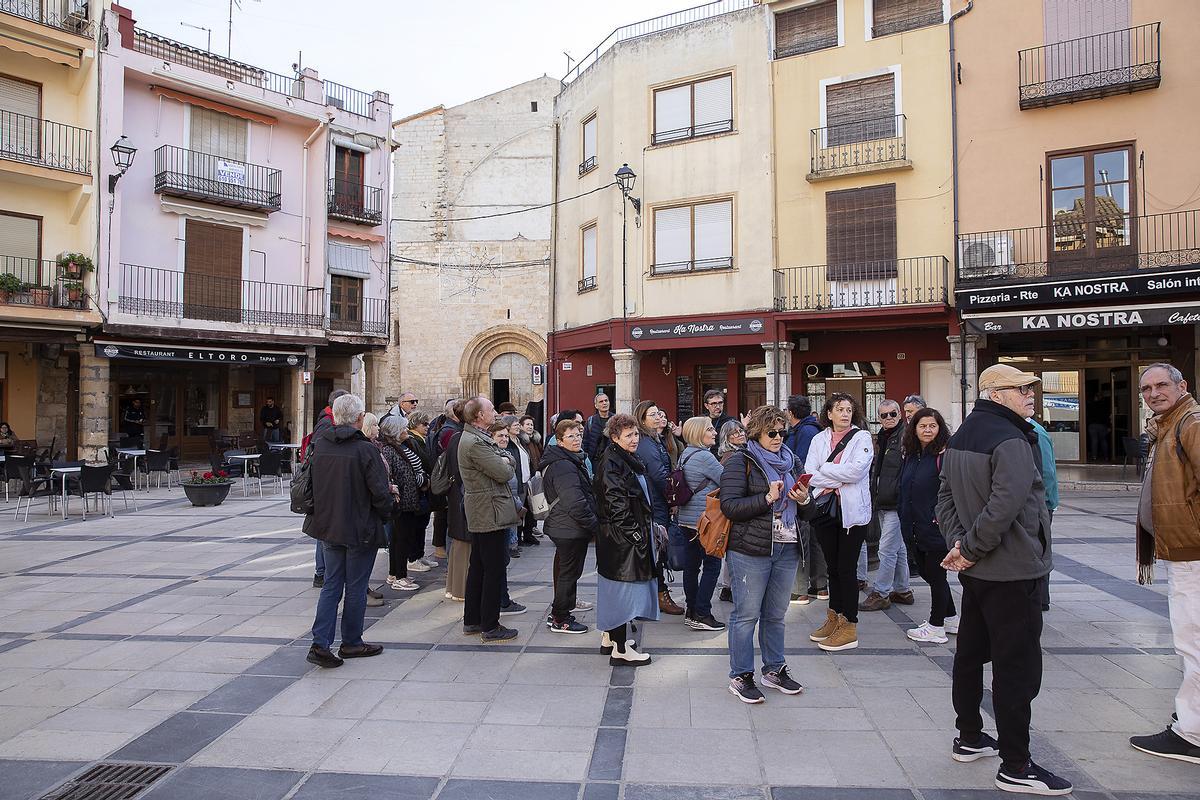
1, 0, 93, 37
578, 156, 597, 177
0, 256, 89, 310
327, 178, 383, 225
809, 114, 907, 179
132, 28, 304, 99
957, 209, 1200, 286
328, 296, 387, 337
154, 145, 282, 213
1019, 22, 1160, 110
0, 110, 92, 175
324, 81, 374, 118
578, 276, 597, 292
117, 263, 324, 329
773, 256, 948, 312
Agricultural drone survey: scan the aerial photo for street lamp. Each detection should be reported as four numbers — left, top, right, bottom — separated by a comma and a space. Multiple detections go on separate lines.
614, 163, 642, 347
614, 163, 640, 213
108, 136, 136, 193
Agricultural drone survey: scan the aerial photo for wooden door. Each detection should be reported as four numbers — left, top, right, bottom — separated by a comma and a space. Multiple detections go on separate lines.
333, 147, 364, 213
184, 220, 242, 322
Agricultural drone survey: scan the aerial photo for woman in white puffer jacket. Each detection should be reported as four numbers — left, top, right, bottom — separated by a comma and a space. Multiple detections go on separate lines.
804, 393, 874, 652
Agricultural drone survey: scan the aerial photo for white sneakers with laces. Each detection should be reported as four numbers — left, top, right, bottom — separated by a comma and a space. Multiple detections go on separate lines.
907, 621, 949, 643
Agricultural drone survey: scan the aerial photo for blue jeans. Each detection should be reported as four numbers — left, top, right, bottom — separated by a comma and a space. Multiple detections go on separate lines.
681, 528, 720, 618
311, 542, 376, 650
501, 528, 515, 607
870, 510, 909, 595
858, 542, 868, 582
726, 541, 800, 678
314, 541, 325, 578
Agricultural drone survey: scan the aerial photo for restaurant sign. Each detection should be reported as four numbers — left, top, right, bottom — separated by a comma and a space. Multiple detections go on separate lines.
95, 342, 307, 368
630, 317, 765, 340
955, 265, 1200, 310
963, 302, 1200, 334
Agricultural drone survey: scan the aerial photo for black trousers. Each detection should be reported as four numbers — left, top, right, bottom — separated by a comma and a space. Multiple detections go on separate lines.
432, 508, 447, 549
407, 511, 431, 561
813, 520, 869, 623
522, 507, 537, 541
464, 531, 509, 633
550, 537, 589, 621
913, 546, 956, 626
953, 573, 1044, 768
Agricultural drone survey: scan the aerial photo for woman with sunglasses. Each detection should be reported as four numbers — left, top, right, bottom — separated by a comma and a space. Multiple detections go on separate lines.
805, 392, 874, 652
720, 405, 810, 703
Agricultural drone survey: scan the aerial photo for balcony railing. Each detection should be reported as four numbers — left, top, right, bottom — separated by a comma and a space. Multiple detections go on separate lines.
773, 256, 948, 312
578, 156, 597, 177
0, 110, 91, 174
1, 0, 93, 37
957, 210, 1200, 286
651, 119, 733, 146
329, 296, 387, 337
810, 114, 907, 177
132, 28, 304, 99
651, 255, 733, 276
154, 145, 282, 213
327, 178, 382, 225
1018, 22, 1160, 110
117, 263, 324, 329
0, 256, 89, 310
578, 276, 597, 292
325, 81, 374, 118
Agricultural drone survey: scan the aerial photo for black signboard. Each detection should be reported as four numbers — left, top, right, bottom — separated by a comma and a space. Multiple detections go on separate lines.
963, 303, 1200, 334
676, 375, 695, 420
95, 342, 307, 368
955, 266, 1200, 311
630, 317, 766, 341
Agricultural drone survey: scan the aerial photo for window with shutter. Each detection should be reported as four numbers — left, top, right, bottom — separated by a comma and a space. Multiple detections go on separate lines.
581, 224, 597, 287
0, 75, 42, 163
330, 275, 363, 330
0, 212, 41, 286
184, 219, 243, 322
871, 0, 943, 38
825, 73, 896, 147
653, 74, 734, 145
774, 1, 838, 58
825, 184, 896, 281
332, 147, 365, 213
694, 200, 733, 270
654, 206, 692, 273
189, 107, 247, 161
1042, 0, 1131, 82
653, 199, 734, 274
580, 115, 597, 176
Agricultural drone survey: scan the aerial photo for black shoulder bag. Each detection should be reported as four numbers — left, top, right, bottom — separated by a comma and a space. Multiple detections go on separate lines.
803, 428, 858, 527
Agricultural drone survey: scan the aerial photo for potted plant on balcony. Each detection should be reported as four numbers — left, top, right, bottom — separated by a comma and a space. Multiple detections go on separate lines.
60, 280, 84, 308
56, 253, 94, 279
181, 469, 234, 507
0, 273, 26, 303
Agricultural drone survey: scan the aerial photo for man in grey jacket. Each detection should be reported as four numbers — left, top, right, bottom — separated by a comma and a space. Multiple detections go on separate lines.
458, 396, 520, 643
936, 364, 1070, 796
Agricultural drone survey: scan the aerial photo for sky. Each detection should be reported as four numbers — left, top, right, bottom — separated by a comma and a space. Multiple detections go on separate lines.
129, 0, 707, 115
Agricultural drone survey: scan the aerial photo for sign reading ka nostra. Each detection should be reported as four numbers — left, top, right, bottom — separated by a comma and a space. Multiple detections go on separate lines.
964, 305, 1200, 334
955, 265, 1200, 310
631, 317, 765, 340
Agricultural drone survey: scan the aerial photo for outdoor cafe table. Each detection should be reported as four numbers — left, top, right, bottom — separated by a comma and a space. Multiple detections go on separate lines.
49, 465, 81, 520
116, 449, 148, 491
228, 453, 261, 497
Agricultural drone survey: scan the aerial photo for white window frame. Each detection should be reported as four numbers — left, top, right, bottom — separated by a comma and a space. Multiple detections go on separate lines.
580, 221, 598, 291
771, 0, 845, 56
651, 72, 735, 146
864, 0, 950, 41
651, 197, 735, 275
818, 64, 902, 148
580, 113, 597, 177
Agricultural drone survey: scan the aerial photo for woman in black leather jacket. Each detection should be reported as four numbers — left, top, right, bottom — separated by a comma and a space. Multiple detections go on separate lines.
541, 417, 599, 634
593, 413, 659, 665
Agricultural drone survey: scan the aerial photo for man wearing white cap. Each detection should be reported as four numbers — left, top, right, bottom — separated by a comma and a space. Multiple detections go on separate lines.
936, 364, 1071, 795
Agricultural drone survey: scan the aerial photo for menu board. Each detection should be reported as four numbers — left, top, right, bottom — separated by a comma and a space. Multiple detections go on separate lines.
676, 375, 695, 421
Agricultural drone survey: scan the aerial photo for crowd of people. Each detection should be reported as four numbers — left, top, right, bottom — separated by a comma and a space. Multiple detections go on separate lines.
297, 360, 1200, 794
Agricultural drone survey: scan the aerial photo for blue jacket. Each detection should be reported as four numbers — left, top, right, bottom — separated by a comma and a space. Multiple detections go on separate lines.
1028, 417, 1059, 512
635, 433, 671, 525
677, 445, 724, 529
785, 415, 821, 464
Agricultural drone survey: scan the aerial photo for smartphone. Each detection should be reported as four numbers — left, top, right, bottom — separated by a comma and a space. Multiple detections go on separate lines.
792, 474, 813, 494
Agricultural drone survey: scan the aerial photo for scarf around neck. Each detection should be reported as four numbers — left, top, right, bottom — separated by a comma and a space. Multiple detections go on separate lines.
747, 440, 799, 528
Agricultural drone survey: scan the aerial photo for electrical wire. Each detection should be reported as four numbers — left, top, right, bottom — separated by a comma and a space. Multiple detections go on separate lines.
391, 182, 616, 223
392, 255, 549, 271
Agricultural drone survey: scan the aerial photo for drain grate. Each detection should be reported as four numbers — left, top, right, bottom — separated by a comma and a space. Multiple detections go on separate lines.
40, 763, 173, 800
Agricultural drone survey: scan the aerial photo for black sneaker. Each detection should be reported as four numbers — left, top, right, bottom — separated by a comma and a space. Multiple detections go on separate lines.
312, 573, 324, 588
684, 613, 726, 632
509, 547, 521, 558
729, 672, 765, 704
306, 644, 342, 669
499, 601, 527, 616
953, 732, 1001, 762
761, 665, 803, 695
994, 761, 1073, 795
549, 616, 589, 634
481, 625, 518, 643
718, 587, 733, 603
337, 642, 383, 659
1130, 726, 1200, 764
463, 623, 481, 635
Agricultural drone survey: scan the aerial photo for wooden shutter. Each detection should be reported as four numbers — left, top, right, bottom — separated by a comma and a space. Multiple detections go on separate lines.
775, 1, 838, 57
693, 75, 732, 136
825, 184, 897, 281
826, 73, 895, 147
0, 212, 41, 285
184, 220, 243, 321
693, 200, 733, 270
654, 84, 690, 143
582, 225, 597, 280
872, 0, 943, 38
582, 116, 597, 162
1043, 0, 1130, 79
654, 206, 692, 272
189, 107, 247, 161
330, 275, 362, 329
333, 147, 364, 211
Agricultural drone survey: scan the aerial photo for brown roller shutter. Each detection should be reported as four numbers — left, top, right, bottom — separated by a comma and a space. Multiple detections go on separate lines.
872, 0, 943, 38
774, 1, 838, 58
826, 73, 895, 147
825, 184, 897, 281
184, 220, 242, 322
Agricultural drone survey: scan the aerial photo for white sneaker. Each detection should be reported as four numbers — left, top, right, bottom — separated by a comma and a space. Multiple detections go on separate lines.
419, 556, 439, 568
444, 591, 454, 599
943, 615, 959, 635
906, 622, 949, 643
407, 559, 431, 573
572, 600, 594, 613
609, 641, 651, 666
388, 577, 419, 592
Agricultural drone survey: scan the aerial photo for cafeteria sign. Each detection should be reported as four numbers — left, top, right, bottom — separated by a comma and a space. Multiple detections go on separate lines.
963, 302, 1200, 334
631, 317, 765, 340
95, 343, 306, 368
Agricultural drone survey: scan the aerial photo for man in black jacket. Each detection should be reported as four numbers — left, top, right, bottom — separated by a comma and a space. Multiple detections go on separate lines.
305, 393, 393, 669
311, 389, 348, 588
860, 399, 912, 612
583, 393, 612, 462
542, 418, 599, 633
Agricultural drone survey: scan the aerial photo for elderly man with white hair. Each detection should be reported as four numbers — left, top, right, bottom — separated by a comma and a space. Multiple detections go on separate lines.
305, 393, 393, 669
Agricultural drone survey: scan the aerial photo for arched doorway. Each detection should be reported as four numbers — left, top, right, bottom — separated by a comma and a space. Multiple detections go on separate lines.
459, 324, 547, 405
489, 352, 532, 409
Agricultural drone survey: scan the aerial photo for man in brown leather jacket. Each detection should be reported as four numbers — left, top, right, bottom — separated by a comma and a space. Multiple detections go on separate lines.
1129, 363, 1200, 764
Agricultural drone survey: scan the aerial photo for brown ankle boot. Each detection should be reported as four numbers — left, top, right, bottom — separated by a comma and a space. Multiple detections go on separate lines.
658, 589, 684, 616
819, 615, 858, 651
810, 608, 840, 642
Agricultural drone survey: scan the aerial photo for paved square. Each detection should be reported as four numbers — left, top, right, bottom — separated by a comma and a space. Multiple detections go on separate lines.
0, 489, 1192, 800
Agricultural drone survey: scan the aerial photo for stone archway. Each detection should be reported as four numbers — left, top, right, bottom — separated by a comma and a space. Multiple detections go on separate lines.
458, 324, 547, 402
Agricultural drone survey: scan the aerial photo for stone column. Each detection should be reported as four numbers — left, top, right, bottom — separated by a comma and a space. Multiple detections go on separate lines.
762, 342, 796, 408
79, 350, 110, 460
947, 333, 983, 430
610, 348, 641, 415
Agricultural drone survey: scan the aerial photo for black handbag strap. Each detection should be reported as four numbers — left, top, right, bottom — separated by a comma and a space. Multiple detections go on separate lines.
825, 427, 858, 464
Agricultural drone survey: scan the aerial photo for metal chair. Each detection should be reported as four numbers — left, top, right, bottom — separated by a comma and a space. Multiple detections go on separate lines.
65, 464, 116, 519
253, 450, 285, 497
141, 450, 173, 489
4, 454, 30, 503
220, 449, 246, 478
111, 468, 139, 511
13, 462, 56, 521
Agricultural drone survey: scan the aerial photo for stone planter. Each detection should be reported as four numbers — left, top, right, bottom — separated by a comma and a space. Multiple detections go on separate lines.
182, 481, 234, 507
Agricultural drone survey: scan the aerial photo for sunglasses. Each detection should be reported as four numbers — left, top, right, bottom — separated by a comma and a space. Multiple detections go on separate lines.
404, 400, 419, 406
765, 429, 786, 439
1001, 385, 1036, 396
879, 411, 898, 419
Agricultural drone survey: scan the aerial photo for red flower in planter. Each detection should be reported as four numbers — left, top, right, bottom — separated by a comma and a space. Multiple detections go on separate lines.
202, 472, 213, 480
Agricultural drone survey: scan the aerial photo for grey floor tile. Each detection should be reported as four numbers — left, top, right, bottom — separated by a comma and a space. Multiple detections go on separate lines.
581, 783, 620, 800
772, 790, 915, 800
624, 787, 766, 800
189, 675, 296, 713
588, 728, 625, 782
290, 772, 439, 799
436, 779, 581, 800
110, 710, 243, 763
0, 759, 86, 800
140, 766, 303, 800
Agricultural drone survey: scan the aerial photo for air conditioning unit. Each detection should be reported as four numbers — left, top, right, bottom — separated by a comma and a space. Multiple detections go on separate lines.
326, 95, 345, 110
958, 233, 1014, 279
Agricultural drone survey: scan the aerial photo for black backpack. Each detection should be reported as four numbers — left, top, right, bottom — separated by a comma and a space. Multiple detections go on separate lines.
290, 444, 314, 515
